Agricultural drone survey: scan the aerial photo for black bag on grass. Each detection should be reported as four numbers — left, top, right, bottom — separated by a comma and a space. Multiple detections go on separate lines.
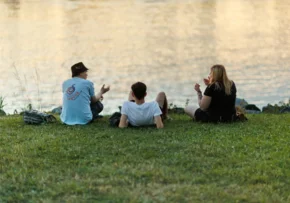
23, 110, 56, 125
109, 112, 121, 127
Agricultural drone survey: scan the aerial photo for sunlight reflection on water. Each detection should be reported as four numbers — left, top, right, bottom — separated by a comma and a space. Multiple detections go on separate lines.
0, 0, 289, 114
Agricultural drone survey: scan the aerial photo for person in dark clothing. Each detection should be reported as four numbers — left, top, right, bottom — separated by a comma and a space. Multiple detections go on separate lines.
185, 64, 237, 122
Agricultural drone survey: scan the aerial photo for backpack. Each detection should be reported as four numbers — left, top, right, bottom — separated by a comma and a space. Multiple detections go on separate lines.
235, 106, 248, 122
23, 110, 57, 125
109, 112, 121, 127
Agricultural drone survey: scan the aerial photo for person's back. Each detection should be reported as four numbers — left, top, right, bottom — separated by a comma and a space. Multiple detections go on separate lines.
205, 82, 236, 121
61, 77, 94, 125
184, 64, 237, 123
121, 101, 161, 126
60, 62, 110, 125
119, 82, 167, 128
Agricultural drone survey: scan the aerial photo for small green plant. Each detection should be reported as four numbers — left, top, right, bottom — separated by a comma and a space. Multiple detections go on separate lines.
169, 102, 177, 110
185, 98, 190, 107
168, 99, 189, 114
0, 96, 5, 110
20, 103, 33, 114
13, 63, 48, 112
0, 96, 6, 116
13, 103, 34, 115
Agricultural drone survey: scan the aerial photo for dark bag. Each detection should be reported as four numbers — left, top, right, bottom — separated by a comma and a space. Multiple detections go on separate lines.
235, 106, 248, 122
23, 110, 57, 125
109, 112, 121, 127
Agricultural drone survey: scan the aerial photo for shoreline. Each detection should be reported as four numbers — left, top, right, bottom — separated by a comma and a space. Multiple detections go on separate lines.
0, 97, 289, 116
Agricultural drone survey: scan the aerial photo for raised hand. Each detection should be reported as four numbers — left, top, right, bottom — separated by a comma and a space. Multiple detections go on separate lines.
100, 84, 110, 94
194, 83, 201, 92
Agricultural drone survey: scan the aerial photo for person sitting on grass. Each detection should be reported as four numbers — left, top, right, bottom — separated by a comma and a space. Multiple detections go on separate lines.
119, 82, 168, 129
61, 62, 110, 125
184, 64, 237, 122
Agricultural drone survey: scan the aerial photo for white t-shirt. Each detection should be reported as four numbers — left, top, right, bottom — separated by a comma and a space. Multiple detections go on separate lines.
121, 101, 162, 126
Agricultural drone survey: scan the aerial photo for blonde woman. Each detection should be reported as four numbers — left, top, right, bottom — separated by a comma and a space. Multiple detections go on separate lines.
185, 64, 237, 122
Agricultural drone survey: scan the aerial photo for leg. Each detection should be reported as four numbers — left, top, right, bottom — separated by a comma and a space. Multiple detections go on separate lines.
156, 92, 168, 119
184, 105, 198, 118
90, 101, 104, 119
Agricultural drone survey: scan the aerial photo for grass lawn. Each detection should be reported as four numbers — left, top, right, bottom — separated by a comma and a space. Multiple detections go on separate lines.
0, 114, 290, 202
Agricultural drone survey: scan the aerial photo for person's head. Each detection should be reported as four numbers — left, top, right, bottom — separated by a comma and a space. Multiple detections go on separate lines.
131, 82, 147, 100
71, 62, 88, 79
209, 64, 232, 95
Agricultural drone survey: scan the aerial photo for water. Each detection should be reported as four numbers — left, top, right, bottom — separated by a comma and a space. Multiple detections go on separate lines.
0, 0, 290, 114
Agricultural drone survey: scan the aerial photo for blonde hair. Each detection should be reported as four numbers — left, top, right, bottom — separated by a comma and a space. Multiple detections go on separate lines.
209, 64, 233, 95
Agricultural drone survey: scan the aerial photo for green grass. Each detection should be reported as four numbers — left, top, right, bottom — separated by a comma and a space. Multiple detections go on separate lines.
1, 114, 290, 202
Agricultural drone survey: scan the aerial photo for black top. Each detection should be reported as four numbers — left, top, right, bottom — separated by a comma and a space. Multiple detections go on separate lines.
204, 81, 236, 122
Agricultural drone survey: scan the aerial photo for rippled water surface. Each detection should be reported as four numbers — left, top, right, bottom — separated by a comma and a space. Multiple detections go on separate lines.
0, 0, 290, 114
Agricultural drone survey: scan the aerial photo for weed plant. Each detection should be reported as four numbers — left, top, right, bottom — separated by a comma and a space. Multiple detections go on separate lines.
0, 96, 6, 116
0, 96, 5, 110
12, 63, 44, 113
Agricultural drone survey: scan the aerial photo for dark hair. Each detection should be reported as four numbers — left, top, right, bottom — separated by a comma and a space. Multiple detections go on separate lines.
131, 82, 147, 100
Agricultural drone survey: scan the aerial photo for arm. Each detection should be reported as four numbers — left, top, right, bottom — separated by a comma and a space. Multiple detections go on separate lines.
91, 91, 103, 103
91, 84, 110, 103
154, 115, 164, 129
199, 94, 211, 111
119, 114, 129, 128
195, 83, 211, 111
197, 90, 203, 106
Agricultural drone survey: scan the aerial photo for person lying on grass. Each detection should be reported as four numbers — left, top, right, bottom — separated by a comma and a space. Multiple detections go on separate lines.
61, 62, 110, 125
184, 64, 237, 122
119, 82, 168, 129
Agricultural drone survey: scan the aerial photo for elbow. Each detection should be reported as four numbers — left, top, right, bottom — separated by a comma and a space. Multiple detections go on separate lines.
118, 115, 128, 128
200, 104, 209, 111
118, 120, 128, 128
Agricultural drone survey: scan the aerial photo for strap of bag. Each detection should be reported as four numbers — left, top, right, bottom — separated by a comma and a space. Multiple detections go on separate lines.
45, 115, 57, 123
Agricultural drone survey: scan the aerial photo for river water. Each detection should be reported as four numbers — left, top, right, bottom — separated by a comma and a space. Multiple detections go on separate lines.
0, 0, 290, 114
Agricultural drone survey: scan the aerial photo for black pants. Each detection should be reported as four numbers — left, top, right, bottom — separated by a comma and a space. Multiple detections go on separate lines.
194, 108, 236, 123
90, 101, 103, 119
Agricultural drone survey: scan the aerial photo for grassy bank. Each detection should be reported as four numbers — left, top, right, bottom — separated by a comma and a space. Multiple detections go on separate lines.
0, 114, 290, 202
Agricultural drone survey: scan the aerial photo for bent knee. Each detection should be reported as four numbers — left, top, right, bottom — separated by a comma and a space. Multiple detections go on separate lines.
184, 106, 191, 113
184, 105, 196, 117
